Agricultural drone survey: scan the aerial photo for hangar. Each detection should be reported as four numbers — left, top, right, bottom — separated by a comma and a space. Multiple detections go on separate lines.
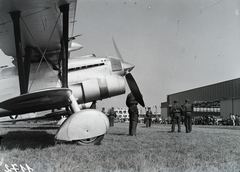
161, 78, 240, 120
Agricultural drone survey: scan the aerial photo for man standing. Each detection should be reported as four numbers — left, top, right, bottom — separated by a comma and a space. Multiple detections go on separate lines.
232, 114, 236, 126
108, 107, 116, 127
126, 93, 139, 136
170, 100, 182, 132
146, 107, 153, 127
229, 113, 236, 126
183, 99, 193, 133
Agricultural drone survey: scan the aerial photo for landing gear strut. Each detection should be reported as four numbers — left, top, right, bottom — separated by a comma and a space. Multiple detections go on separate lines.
55, 4, 109, 145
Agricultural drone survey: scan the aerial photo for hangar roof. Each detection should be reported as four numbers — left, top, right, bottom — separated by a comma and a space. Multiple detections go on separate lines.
168, 78, 240, 104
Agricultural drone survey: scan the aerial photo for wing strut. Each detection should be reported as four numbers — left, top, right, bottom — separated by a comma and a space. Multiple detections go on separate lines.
59, 4, 80, 114
59, 4, 69, 88
10, 11, 28, 94
24, 46, 33, 91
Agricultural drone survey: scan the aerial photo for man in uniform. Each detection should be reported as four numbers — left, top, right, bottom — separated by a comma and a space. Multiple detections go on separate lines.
170, 100, 182, 132
183, 99, 193, 133
108, 107, 116, 127
126, 93, 139, 136
146, 107, 153, 127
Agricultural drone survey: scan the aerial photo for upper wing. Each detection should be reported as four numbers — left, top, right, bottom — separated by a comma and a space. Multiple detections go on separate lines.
0, 0, 77, 61
0, 1, 78, 118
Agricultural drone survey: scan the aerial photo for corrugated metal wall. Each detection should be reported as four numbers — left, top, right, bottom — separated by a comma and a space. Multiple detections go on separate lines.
220, 100, 232, 119
221, 98, 240, 119
168, 78, 240, 105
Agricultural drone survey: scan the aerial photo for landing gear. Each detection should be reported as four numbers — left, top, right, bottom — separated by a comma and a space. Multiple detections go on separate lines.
76, 135, 104, 146
55, 109, 109, 145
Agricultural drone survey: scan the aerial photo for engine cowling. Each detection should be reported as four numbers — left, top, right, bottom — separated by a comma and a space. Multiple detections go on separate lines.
69, 75, 125, 104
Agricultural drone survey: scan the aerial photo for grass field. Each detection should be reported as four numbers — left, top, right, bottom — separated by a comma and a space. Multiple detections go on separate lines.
0, 122, 239, 172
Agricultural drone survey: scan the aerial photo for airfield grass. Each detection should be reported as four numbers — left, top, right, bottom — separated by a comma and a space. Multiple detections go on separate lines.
0, 122, 239, 172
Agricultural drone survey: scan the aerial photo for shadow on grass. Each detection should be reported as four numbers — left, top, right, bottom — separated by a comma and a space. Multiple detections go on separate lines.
140, 126, 153, 128
156, 130, 171, 133
108, 133, 127, 136
1, 130, 55, 150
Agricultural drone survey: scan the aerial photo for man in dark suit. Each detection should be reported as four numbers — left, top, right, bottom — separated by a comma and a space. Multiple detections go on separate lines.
146, 107, 153, 127
126, 93, 139, 136
183, 99, 193, 133
108, 107, 116, 127
170, 100, 183, 132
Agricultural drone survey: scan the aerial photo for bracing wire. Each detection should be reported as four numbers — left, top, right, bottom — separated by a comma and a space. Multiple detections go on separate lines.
20, 13, 62, 91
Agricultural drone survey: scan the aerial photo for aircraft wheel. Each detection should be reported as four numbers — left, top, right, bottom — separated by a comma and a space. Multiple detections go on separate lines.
76, 135, 104, 146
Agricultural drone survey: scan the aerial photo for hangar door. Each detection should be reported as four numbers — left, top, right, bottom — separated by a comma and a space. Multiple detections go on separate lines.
220, 99, 240, 119
220, 100, 232, 120
233, 99, 240, 117
161, 107, 168, 119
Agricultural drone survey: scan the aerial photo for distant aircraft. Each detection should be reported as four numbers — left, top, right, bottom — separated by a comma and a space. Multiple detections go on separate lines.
0, 0, 144, 145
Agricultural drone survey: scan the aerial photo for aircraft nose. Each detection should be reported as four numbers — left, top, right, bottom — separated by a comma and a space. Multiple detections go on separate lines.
122, 62, 134, 72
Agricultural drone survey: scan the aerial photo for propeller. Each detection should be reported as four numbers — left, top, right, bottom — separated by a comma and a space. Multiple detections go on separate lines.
112, 37, 145, 107
125, 73, 145, 107
112, 37, 124, 62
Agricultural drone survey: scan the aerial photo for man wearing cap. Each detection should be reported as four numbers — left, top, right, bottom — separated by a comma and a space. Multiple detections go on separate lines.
183, 99, 193, 133
126, 93, 139, 136
170, 100, 183, 132
108, 107, 117, 127
146, 107, 153, 127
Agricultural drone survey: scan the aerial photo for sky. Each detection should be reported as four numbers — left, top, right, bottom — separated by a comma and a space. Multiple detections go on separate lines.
1, 0, 240, 111
71, 0, 240, 110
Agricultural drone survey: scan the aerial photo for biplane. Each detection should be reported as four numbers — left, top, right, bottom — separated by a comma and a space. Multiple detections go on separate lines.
0, 0, 144, 145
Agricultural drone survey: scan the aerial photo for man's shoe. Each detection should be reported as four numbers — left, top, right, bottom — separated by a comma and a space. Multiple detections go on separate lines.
129, 134, 136, 137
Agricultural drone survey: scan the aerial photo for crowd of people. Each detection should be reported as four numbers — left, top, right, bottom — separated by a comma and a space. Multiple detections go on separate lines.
102, 95, 240, 136
193, 116, 220, 125
229, 113, 240, 126
193, 114, 240, 126
103, 97, 194, 135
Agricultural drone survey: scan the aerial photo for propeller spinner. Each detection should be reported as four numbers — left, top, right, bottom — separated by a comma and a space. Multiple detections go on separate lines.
112, 37, 145, 107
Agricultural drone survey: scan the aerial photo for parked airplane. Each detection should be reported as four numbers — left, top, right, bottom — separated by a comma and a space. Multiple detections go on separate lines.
0, 0, 144, 145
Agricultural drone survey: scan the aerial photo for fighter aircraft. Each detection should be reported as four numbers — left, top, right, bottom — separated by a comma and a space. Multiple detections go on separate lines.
0, 0, 145, 145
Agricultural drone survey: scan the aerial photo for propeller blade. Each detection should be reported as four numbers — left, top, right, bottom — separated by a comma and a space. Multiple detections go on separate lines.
126, 73, 145, 107
112, 37, 144, 107
112, 37, 124, 62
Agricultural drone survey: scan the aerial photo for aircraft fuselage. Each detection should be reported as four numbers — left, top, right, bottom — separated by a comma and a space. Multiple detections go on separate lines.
0, 55, 133, 103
